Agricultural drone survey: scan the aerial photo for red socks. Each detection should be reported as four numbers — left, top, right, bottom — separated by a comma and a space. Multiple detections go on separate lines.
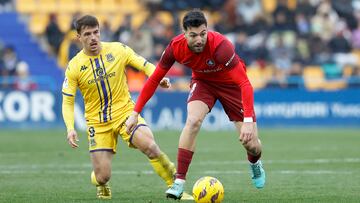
247, 152, 261, 163
175, 148, 260, 180
176, 148, 194, 180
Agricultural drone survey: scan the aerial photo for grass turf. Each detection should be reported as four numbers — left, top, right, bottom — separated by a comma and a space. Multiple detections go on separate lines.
0, 128, 359, 202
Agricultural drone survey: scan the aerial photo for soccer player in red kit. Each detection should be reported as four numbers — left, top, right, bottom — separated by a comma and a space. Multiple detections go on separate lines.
126, 9, 265, 199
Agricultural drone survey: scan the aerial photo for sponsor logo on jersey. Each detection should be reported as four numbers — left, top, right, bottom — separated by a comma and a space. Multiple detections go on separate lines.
106, 53, 115, 62
193, 67, 223, 73
88, 72, 116, 84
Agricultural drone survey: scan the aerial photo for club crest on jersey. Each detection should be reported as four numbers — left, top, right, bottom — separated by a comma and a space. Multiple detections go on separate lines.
96, 67, 105, 77
106, 53, 115, 62
206, 59, 215, 66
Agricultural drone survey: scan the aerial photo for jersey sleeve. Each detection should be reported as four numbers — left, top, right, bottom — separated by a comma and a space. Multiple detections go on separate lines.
158, 43, 176, 69
125, 44, 155, 77
62, 64, 77, 131
214, 39, 240, 69
214, 40, 255, 118
134, 44, 175, 113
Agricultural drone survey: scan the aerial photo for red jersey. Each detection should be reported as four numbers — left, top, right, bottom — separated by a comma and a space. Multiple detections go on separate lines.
135, 31, 255, 118
166, 31, 242, 83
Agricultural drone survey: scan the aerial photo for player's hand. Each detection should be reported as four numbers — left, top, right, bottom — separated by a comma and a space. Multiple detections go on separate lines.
239, 122, 255, 145
67, 129, 79, 148
159, 77, 171, 89
126, 111, 139, 134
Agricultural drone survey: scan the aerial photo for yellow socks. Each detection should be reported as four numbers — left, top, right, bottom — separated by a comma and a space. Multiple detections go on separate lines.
91, 171, 99, 186
149, 152, 176, 187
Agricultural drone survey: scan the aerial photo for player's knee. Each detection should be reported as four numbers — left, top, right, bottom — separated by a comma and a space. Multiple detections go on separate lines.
185, 116, 203, 131
144, 142, 161, 159
245, 141, 262, 156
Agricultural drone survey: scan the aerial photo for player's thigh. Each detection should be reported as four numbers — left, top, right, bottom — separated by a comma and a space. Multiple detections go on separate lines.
90, 150, 114, 172
116, 107, 149, 149
188, 80, 216, 111
187, 80, 216, 121
131, 125, 158, 152
187, 100, 210, 122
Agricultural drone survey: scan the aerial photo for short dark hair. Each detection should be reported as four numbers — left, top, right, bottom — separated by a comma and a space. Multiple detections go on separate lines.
182, 9, 207, 30
74, 15, 99, 34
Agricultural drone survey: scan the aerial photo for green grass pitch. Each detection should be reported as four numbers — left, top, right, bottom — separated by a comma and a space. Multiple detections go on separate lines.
0, 128, 359, 203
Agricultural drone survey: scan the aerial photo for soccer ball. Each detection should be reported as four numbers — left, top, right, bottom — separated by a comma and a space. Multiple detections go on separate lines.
192, 176, 224, 203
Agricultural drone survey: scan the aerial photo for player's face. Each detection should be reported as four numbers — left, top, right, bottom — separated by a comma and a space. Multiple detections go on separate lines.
78, 26, 101, 56
184, 24, 207, 53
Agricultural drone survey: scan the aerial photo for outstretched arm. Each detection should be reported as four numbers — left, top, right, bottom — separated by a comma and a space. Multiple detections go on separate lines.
214, 39, 255, 144
214, 39, 255, 118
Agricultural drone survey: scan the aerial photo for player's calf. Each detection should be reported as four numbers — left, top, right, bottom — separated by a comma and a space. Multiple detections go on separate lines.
149, 152, 176, 187
144, 142, 161, 159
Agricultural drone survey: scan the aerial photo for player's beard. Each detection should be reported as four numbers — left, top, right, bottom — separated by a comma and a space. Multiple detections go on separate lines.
190, 44, 205, 53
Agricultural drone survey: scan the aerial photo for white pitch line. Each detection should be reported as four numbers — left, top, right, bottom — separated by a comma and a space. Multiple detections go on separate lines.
0, 170, 354, 175
203, 170, 354, 175
0, 158, 359, 170
194, 158, 360, 165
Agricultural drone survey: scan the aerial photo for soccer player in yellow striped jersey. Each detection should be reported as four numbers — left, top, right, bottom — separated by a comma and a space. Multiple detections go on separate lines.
63, 39, 152, 125
62, 15, 176, 200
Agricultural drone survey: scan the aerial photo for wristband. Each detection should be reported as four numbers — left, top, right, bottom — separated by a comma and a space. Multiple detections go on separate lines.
243, 117, 253, 123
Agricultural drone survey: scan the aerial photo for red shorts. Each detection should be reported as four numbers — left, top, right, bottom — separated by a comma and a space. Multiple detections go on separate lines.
187, 79, 256, 122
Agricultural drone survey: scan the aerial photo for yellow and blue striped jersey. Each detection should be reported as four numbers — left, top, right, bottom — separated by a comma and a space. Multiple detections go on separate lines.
62, 42, 155, 131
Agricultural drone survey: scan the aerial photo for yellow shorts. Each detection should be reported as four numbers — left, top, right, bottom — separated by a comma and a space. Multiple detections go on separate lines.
86, 103, 147, 153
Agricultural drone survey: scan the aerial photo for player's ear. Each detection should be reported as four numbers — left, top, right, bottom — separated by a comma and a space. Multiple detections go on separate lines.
182, 26, 188, 34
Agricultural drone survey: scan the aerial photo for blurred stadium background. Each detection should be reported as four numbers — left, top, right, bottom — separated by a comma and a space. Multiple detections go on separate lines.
0, 0, 359, 202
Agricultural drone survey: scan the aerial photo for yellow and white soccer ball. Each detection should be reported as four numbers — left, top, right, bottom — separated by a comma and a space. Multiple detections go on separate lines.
192, 176, 224, 203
